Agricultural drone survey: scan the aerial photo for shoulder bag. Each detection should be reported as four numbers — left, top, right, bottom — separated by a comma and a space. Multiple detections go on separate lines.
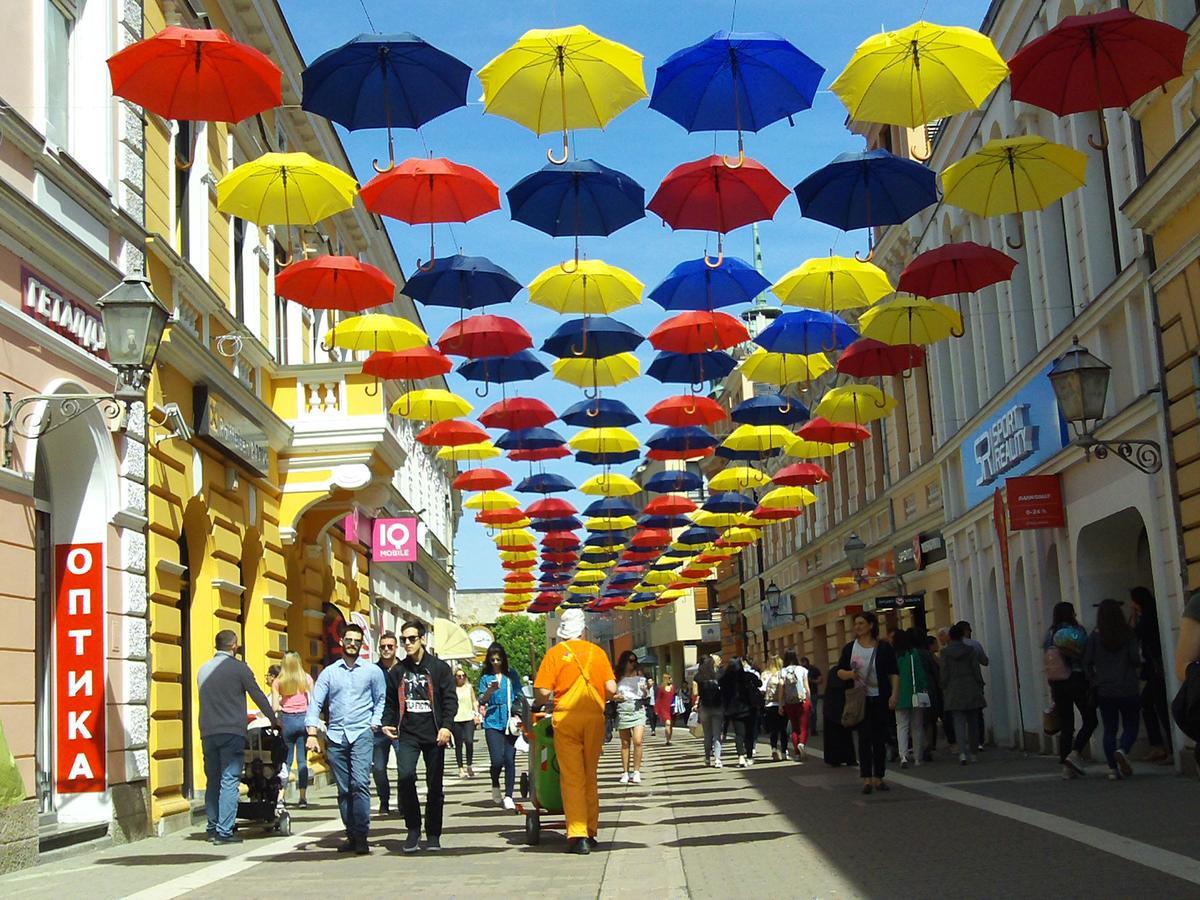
841, 645, 877, 728
911, 655, 932, 708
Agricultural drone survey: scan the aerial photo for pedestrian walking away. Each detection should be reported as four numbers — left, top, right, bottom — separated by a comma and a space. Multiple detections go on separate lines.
743, 658, 765, 761
644, 666, 658, 736
198, 630, 278, 844
305, 622, 386, 855
451, 667, 480, 778
837, 612, 899, 793
957, 620, 989, 751
940, 623, 986, 766
921, 635, 944, 760
478, 642, 524, 809
780, 650, 811, 761
371, 631, 401, 816
693, 655, 725, 767
893, 630, 930, 768
653, 674, 677, 745
381, 620, 457, 853
614, 651, 649, 784
1085, 598, 1142, 780
1129, 587, 1172, 762
1044, 601, 1099, 779
719, 657, 758, 768
760, 657, 788, 761
802, 657, 822, 737
270, 650, 313, 808
533, 609, 617, 855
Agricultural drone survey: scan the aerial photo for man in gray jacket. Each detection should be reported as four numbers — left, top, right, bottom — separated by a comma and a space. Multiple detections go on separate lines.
198, 630, 277, 843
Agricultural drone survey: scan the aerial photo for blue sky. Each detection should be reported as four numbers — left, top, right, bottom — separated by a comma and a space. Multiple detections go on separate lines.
278, 0, 993, 589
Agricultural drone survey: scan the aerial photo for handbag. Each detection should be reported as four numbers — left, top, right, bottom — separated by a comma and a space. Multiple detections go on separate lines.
1042, 704, 1061, 736
1044, 647, 1071, 682
503, 677, 526, 736
686, 709, 701, 738
910, 656, 931, 708
841, 645, 877, 728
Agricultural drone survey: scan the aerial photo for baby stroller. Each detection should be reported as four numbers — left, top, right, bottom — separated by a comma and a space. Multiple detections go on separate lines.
238, 716, 292, 836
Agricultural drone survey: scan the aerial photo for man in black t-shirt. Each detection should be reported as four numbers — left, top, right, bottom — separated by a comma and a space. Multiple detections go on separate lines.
373, 632, 400, 815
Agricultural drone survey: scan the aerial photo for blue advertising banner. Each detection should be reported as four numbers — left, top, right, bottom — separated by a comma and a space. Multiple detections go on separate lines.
960, 367, 1069, 510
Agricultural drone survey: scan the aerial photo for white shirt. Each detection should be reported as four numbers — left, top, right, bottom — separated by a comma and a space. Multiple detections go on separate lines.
850, 641, 880, 697
761, 672, 781, 707
780, 665, 809, 702
617, 675, 646, 703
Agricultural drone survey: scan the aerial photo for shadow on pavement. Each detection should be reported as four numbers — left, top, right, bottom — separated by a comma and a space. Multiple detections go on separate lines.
670, 811, 767, 826
663, 830, 790, 848
98, 854, 222, 866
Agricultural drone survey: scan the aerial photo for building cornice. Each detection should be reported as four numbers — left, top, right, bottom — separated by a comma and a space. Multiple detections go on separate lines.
1121, 119, 1200, 233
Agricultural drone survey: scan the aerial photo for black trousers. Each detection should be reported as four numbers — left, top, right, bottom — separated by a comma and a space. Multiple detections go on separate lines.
726, 713, 749, 756
395, 733, 446, 838
857, 696, 890, 780
1050, 672, 1099, 763
1141, 673, 1172, 749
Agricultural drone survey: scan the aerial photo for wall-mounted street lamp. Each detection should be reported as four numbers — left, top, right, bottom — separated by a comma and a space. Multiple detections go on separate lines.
765, 581, 809, 628
843, 532, 868, 583
1047, 337, 1162, 475
2, 275, 171, 466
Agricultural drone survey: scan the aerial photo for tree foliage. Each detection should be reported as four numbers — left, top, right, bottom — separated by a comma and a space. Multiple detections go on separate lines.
491, 615, 547, 680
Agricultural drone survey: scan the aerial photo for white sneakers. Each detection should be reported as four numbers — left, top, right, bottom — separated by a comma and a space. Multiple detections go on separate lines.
491, 786, 503, 804
618, 771, 631, 784
631, 771, 642, 784
737, 755, 747, 768
1065, 751, 1087, 776
502, 795, 517, 810
713, 758, 723, 768
797, 744, 807, 762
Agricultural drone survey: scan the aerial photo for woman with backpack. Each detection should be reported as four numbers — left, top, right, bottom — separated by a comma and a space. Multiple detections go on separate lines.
893, 629, 930, 767
760, 657, 788, 761
693, 655, 724, 767
780, 650, 811, 761
1085, 598, 1142, 780
1044, 601, 1098, 779
478, 642, 524, 809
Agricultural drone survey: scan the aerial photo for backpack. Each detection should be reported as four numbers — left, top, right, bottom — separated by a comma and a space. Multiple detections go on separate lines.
781, 667, 806, 704
1171, 661, 1200, 741
697, 678, 722, 708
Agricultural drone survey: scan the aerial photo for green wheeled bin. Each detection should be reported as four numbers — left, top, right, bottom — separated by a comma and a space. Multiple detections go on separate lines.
523, 714, 563, 845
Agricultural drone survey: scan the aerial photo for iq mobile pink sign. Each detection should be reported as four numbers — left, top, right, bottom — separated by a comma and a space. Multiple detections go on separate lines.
372, 517, 419, 563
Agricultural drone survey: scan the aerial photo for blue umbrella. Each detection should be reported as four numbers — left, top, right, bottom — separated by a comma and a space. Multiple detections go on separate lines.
610, 572, 643, 585
514, 472, 576, 494
754, 309, 858, 354
644, 470, 703, 493
732, 392, 810, 426
648, 560, 681, 571
559, 398, 640, 428
456, 350, 548, 396
638, 513, 693, 530
583, 498, 640, 518
646, 426, 720, 453
677, 526, 720, 545
703, 491, 757, 513
301, 33, 470, 170
582, 553, 621, 565
496, 427, 567, 452
575, 449, 642, 466
648, 256, 771, 311
541, 316, 644, 359
647, 350, 737, 386
402, 255, 522, 310
650, 31, 824, 162
585, 533, 631, 549
531, 516, 583, 533
716, 444, 783, 461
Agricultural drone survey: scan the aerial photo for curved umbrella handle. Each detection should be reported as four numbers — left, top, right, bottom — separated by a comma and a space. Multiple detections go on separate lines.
174, 121, 200, 171
854, 247, 874, 263
950, 320, 966, 338
373, 127, 398, 173
365, 377, 380, 398
547, 132, 570, 165
691, 380, 706, 394
570, 320, 589, 357
586, 403, 600, 418
319, 333, 335, 353
417, 222, 437, 271
1087, 110, 1110, 151
909, 142, 932, 163
721, 150, 746, 170
704, 234, 725, 270
416, 256, 438, 272
373, 156, 397, 174
559, 257, 580, 274
583, 383, 600, 401
1005, 222, 1026, 251
474, 383, 491, 398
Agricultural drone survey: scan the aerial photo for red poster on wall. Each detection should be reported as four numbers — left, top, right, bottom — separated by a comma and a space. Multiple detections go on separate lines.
54, 544, 106, 794
1006, 474, 1065, 530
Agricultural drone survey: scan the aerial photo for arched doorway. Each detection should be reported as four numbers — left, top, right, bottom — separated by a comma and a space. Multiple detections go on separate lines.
1075, 508, 1153, 623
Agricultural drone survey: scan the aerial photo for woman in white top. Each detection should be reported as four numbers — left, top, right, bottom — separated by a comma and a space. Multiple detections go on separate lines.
760, 656, 789, 761
780, 650, 812, 761
614, 651, 648, 784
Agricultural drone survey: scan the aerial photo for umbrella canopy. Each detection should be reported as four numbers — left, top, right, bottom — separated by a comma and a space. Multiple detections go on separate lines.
479, 396, 556, 430
858, 296, 963, 345
542, 317, 644, 359
814, 384, 897, 425
328, 314, 428, 352
794, 149, 938, 231
645, 394, 728, 427
391, 388, 472, 421
646, 426, 720, 454
897, 242, 1017, 298
275, 255, 395, 311
773, 462, 832, 486
508, 160, 646, 238
510, 446, 570, 462
583, 498, 640, 518
452, 468, 510, 491
569, 427, 640, 455
560, 398, 639, 428
437, 314, 532, 358
716, 444, 782, 462
709, 466, 772, 491
649, 311, 749, 353
941, 136, 1088, 218
648, 155, 790, 234
480, 510, 532, 528
551, 354, 641, 389
464, 490, 520, 511
495, 427, 568, 451
362, 347, 452, 381
403, 255, 522, 310
216, 152, 358, 226
703, 491, 757, 513
676, 526, 720, 545
722, 424, 795, 454
585, 515, 639, 533
836, 338, 925, 377
542, 532, 582, 550
529, 260, 644, 314
796, 417, 871, 445
649, 256, 771, 311
754, 310, 859, 355
772, 256, 893, 311
830, 21, 1008, 127
359, 157, 500, 224
532, 516, 584, 533
107, 26, 281, 123
579, 473, 641, 497
457, 351, 549, 386
415, 419, 489, 447
644, 470, 703, 494
525, 497, 577, 516
786, 437, 855, 458
631, 528, 672, 548
759, 485, 818, 509
647, 446, 715, 462
731, 392, 810, 426
751, 505, 802, 522
739, 347, 832, 385
647, 350, 737, 385
495, 530, 537, 549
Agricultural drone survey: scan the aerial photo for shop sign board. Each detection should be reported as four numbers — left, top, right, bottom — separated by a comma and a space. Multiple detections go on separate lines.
895, 532, 946, 575
193, 384, 269, 476
372, 517, 418, 563
21, 269, 107, 357
1006, 474, 1066, 530
55, 543, 106, 794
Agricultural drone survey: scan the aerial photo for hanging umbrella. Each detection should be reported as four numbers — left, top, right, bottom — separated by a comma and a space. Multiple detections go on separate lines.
646, 426, 720, 455
794, 149, 938, 260
327, 314, 428, 353
786, 437, 854, 459
649, 311, 749, 353
739, 347, 832, 386
836, 338, 925, 378
650, 31, 823, 165
510, 445, 571, 462
478, 25, 648, 164
897, 241, 1016, 325
362, 347, 452, 382
515, 473, 576, 495
941, 136, 1088, 249
526, 498, 577, 517
482, 509, 532, 528
507, 160, 646, 270
216, 152, 359, 264
529, 260, 644, 314
858, 296, 964, 345
391, 388, 472, 421
275, 255, 395, 311
647, 350, 737, 386
1009, 9, 1188, 150
647, 446, 715, 463
797, 417, 871, 445
758, 486, 819, 509
415, 419, 489, 447
772, 256, 893, 311
631, 528, 672, 548
360, 158, 500, 267
586, 515, 639, 533
532, 516, 585, 533
464, 490, 520, 511
583, 498, 640, 519
702, 492, 757, 514
457, 351, 549, 395
542, 531, 582, 550
648, 155, 790, 266
722, 424, 795, 455
731, 392, 810, 426
814, 384, 897, 425
495, 530, 537, 549
300, 33, 470, 172
645, 395, 728, 427
437, 314, 532, 358
649, 256, 771, 311
560, 398, 639, 428
718, 527, 761, 546
551, 354, 641, 400
755, 309, 858, 355
576, 449, 641, 466
751, 505, 802, 522
453, 468, 510, 491
479, 396, 556, 430
676, 526, 720, 545
644, 470, 703, 494
403, 255, 522, 310
569, 427, 640, 456
495, 427, 568, 451
716, 444, 782, 463
773, 462, 832, 486
708, 466, 773, 491
579, 473, 641, 497
542, 317, 644, 359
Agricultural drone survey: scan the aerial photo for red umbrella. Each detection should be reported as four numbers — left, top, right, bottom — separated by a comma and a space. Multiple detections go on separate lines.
479, 396, 556, 430
452, 468, 511, 491
1009, 9, 1188, 148
542, 551, 579, 564
621, 550, 662, 563
897, 242, 1017, 298
798, 417, 871, 445
646, 395, 727, 427
504, 571, 535, 583
509, 446, 570, 462
643, 494, 698, 515
526, 498, 577, 518
364, 347, 453, 381
631, 529, 672, 548
647, 447, 714, 461
477, 508, 528, 526
541, 531, 581, 550
647, 155, 790, 266
416, 419, 489, 447
502, 558, 537, 570
772, 462, 832, 486
589, 597, 626, 612
836, 338, 925, 378
107, 26, 282, 125
649, 311, 750, 353
275, 255, 395, 311
437, 315, 531, 358
751, 505, 802, 521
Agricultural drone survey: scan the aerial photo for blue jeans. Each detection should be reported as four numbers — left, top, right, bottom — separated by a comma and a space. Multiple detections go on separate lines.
1098, 695, 1141, 769
326, 730, 374, 839
372, 729, 399, 807
202, 733, 246, 838
280, 713, 308, 791
484, 727, 517, 796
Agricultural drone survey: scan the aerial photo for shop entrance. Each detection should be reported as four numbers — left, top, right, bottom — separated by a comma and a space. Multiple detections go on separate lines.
1075, 507, 1153, 622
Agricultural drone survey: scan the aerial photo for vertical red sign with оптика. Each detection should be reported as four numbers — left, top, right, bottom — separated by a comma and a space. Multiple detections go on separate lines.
55, 544, 106, 794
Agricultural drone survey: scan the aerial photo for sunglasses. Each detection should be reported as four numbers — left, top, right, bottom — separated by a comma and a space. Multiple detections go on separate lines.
401, 635, 421, 644
379, 643, 397, 650
342, 638, 362, 645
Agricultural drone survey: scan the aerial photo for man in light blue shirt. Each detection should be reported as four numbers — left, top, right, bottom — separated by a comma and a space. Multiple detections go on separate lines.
305, 622, 386, 854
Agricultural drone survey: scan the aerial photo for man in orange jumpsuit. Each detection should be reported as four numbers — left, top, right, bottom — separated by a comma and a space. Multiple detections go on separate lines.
534, 608, 617, 855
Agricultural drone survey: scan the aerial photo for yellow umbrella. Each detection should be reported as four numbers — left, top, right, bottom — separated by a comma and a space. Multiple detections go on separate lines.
567, 583, 601, 595
328, 314, 428, 353
583, 544, 625, 557
391, 388, 472, 421
739, 347, 832, 386
721, 424, 796, 454
573, 569, 607, 584
772, 256, 894, 311
814, 384, 898, 425
216, 152, 358, 263
498, 550, 538, 562
529, 260, 643, 314
941, 136, 1088, 249
691, 510, 751, 529
552, 353, 640, 390
669, 540, 708, 554
579, 472, 640, 496
577, 559, 614, 571
463, 490, 520, 511
437, 441, 501, 462
569, 427, 640, 455
858, 296, 963, 345
477, 25, 647, 163
759, 486, 818, 509
708, 466, 772, 492
491, 516, 532, 530
720, 527, 762, 545
830, 21, 1008, 132
643, 569, 678, 586
586, 515, 638, 532
785, 436, 854, 458
494, 529, 536, 548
